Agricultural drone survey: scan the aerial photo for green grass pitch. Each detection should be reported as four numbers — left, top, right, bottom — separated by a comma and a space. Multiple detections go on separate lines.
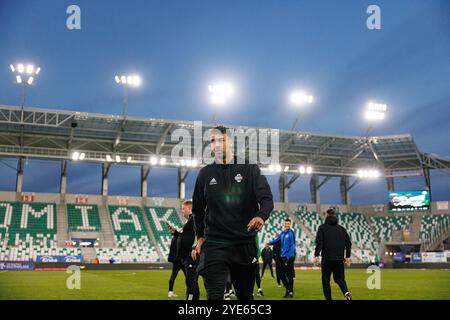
0, 269, 449, 300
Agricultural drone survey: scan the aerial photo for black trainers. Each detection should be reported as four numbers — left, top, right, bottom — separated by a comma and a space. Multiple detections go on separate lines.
344, 292, 352, 301
283, 290, 293, 298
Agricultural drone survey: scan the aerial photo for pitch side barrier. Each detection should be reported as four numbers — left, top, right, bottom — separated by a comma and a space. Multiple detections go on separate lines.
31, 262, 450, 271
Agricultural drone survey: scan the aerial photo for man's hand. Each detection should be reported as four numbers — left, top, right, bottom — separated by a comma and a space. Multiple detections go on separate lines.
345, 257, 351, 268
191, 237, 205, 261
247, 217, 265, 232
313, 256, 320, 265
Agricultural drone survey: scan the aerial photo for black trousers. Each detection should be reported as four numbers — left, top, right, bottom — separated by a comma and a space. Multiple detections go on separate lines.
197, 243, 257, 300
261, 261, 274, 278
254, 263, 261, 289
321, 260, 349, 301
279, 257, 295, 292
168, 261, 185, 291
181, 256, 200, 300
274, 257, 283, 285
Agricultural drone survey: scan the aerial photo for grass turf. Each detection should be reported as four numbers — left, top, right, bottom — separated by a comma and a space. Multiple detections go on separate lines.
0, 269, 449, 300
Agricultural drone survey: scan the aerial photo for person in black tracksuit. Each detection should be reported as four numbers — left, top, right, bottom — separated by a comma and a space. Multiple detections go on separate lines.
272, 240, 283, 286
176, 200, 200, 300
167, 225, 185, 297
191, 126, 274, 301
314, 208, 352, 301
261, 244, 274, 278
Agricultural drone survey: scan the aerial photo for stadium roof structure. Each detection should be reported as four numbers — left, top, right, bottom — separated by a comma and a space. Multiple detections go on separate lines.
0, 104, 449, 198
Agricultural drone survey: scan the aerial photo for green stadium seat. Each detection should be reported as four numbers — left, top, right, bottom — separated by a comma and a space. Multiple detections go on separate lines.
144, 206, 184, 258
67, 204, 102, 232
420, 214, 450, 248
96, 205, 159, 263
370, 216, 412, 242
0, 202, 81, 261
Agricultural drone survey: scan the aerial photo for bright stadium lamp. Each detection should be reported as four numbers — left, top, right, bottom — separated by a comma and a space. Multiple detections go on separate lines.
357, 169, 380, 179
365, 102, 387, 121
10, 62, 41, 115
290, 91, 314, 105
71, 152, 80, 161
159, 157, 167, 166
115, 73, 142, 120
150, 156, 158, 166
289, 90, 314, 130
208, 81, 235, 123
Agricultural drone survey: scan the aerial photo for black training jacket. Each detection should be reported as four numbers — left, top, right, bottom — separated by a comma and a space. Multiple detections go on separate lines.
314, 215, 352, 261
192, 158, 274, 243
168, 232, 180, 263
176, 214, 196, 259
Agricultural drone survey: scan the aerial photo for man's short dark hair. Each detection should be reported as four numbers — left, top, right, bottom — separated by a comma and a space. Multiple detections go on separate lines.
284, 218, 291, 223
326, 208, 336, 216
212, 125, 229, 135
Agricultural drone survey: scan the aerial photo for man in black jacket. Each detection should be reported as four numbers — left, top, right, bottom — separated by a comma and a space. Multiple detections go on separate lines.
176, 200, 200, 300
167, 224, 185, 298
261, 243, 274, 278
313, 208, 352, 301
191, 126, 274, 300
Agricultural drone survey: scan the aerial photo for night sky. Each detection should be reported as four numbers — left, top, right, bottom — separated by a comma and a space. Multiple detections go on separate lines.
0, 0, 449, 204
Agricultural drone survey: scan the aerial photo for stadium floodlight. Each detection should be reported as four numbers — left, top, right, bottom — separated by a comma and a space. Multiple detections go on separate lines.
71, 152, 80, 161
106, 155, 113, 162
10, 63, 41, 112
208, 82, 234, 105
115, 74, 141, 87
150, 156, 158, 166
365, 102, 387, 121
290, 90, 314, 130
275, 164, 282, 173
191, 159, 198, 168
115, 155, 121, 163
284, 166, 289, 172
159, 157, 167, 166
126, 156, 132, 163
290, 91, 314, 105
71, 152, 85, 161
299, 165, 313, 175
357, 169, 380, 179
115, 73, 142, 120
209, 81, 235, 123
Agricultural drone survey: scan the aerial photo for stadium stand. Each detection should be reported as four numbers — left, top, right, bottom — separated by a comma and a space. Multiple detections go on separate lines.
144, 206, 184, 257
420, 214, 450, 249
335, 212, 377, 251
0, 202, 81, 261
95, 206, 159, 263
66, 204, 101, 232
370, 216, 413, 242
